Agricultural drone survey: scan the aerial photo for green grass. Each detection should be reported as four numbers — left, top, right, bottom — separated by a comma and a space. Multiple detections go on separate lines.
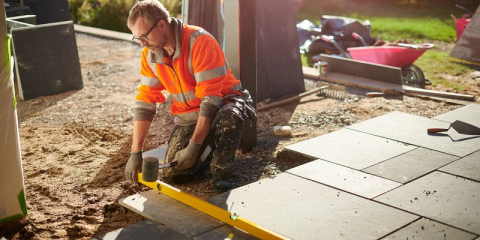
367, 17, 455, 42
296, 0, 480, 91
415, 49, 480, 91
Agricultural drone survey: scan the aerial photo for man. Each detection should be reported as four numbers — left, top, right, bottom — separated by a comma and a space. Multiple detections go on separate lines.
124, 0, 256, 193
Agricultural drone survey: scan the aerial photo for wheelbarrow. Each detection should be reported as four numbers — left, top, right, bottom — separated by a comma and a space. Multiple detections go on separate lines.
347, 43, 434, 88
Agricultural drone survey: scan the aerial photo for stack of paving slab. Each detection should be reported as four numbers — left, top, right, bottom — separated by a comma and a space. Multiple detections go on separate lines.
100, 103, 480, 240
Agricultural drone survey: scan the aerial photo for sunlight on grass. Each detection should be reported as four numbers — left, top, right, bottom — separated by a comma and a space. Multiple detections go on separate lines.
415, 49, 478, 91
367, 17, 455, 42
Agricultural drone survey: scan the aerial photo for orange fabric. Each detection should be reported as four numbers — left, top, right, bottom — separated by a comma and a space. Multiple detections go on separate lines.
138, 23, 240, 115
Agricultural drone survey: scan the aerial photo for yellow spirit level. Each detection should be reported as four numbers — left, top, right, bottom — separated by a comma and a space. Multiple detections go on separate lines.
138, 173, 289, 240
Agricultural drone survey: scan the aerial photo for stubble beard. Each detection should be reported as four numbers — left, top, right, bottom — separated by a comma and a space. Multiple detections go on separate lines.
147, 32, 167, 55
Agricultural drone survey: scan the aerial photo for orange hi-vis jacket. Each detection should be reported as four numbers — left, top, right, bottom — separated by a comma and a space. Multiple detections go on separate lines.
134, 18, 242, 125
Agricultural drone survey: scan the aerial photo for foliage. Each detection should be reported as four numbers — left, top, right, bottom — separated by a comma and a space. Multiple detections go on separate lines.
68, 0, 182, 33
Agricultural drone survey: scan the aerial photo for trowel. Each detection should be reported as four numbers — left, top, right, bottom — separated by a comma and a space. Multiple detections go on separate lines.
427, 120, 480, 135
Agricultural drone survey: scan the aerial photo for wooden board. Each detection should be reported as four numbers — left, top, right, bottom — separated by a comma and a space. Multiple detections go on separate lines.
11, 21, 83, 100
321, 54, 403, 86
303, 66, 403, 92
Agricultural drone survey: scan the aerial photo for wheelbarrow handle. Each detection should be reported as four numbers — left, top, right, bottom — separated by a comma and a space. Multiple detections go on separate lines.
320, 35, 332, 42
351, 32, 361, 39
427, 128, 449, 133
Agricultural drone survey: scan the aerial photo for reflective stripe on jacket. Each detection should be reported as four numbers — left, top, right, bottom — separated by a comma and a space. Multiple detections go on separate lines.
135, 18, 242, 123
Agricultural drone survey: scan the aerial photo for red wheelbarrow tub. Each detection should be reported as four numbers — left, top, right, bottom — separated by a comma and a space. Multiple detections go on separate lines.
347, 43, 434, 68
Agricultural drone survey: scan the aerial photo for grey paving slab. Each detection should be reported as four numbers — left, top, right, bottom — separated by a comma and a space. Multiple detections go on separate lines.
92, 220, 189, 240
440, 150, 480, 182
143, 144, 167, 163
11, 21, 83, 100
194, 225, 259, 240
207, 173, 418, 240
375, 171, 480, 235
433, 103, 480, 126
287, 159, 402, 198
347, 111, 480, 157
285, 128, 416, 170
119, 190, 224, 238
382, 218, 477, 240
363, 148, 459, 184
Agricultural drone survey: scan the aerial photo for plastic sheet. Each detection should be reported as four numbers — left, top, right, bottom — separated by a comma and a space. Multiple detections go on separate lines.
297, 16, 374, 64
0, 5, 27, 223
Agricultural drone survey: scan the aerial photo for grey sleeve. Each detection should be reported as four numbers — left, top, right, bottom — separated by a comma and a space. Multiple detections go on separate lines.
199, 102, 219, 119
133, 101, 157, 122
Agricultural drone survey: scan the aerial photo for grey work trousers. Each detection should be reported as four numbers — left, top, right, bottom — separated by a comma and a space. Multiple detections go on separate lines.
161, 96, 247, 184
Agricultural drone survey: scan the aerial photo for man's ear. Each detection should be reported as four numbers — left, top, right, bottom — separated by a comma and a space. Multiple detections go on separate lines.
158, 19, 166, 29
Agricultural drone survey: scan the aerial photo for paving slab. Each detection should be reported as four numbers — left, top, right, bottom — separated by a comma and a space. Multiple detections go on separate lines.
285, 128, 416, 170
382, 218, 477, 240
439, 150, 480, 182
287, 159, 401, 199
194, 225, 259, 240
347, 111, 480, 157
119, 190, 225, 238
207, 173, 418, 240
143, 145, 167, 163
92, 220, 189, 240
11, 21, 83, 100
375, 171, 480, 235
363, 148, 459, 184
433, 103, 480, 125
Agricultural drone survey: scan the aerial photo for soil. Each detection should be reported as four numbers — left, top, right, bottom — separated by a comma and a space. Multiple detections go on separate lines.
1, 33, 479, 240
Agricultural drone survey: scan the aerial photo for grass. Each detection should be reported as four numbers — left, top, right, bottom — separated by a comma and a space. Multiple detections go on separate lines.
367, 17, 455, 42
296, 0, 480, 91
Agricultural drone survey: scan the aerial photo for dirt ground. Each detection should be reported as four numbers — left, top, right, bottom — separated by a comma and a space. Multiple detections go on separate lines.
1, 33, 479, 239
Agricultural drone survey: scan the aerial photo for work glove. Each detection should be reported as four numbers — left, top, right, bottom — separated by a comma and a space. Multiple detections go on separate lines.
125, 151, 143, 185
175, 140, 202, 170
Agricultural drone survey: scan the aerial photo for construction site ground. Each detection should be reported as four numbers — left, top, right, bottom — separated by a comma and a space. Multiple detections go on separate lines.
1, 27, 480, 239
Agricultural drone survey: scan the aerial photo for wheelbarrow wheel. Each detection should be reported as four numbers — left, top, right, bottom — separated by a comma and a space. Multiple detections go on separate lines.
401, 64, 425, 88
